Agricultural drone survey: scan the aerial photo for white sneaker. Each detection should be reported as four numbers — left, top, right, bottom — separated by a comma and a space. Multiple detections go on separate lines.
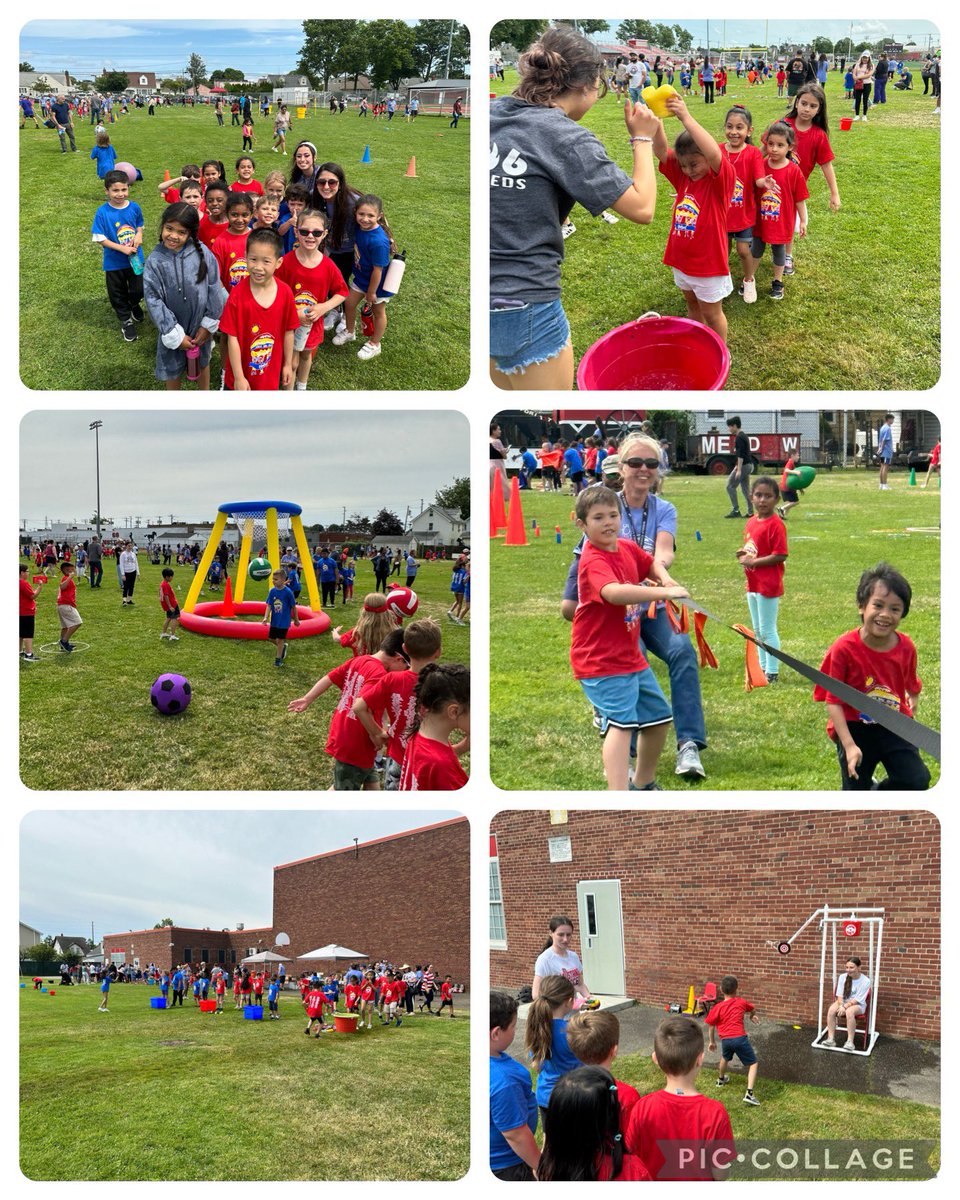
334, 317, 347, 336
561, 221, 576, 239
862, 116, 868, 123
357, 341, 381, 360
599, 211, 619, 224
843, 1039, 855, 1050
742, 278, 757, 304
332, 328, 356, 346
324, 311, 339, 331
168, 635, 179, 641
160, 633, 169, 639
676, 740, 706, 779
934, 107, 941, 114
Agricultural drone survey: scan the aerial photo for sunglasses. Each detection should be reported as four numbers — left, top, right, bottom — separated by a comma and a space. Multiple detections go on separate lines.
316, 178, 339, 188
298, 228, 326, 238
622, 457, 660, 469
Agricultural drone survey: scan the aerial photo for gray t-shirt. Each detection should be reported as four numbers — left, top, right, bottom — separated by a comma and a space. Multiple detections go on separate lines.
490, 96, 633, 303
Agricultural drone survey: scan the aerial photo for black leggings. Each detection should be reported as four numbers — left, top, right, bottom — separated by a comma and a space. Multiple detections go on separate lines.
836, 722, 931, 790
703, 81, 715, 103
321, 581, 337, 606
122, 571, 137, 598
854, 84, 871, 115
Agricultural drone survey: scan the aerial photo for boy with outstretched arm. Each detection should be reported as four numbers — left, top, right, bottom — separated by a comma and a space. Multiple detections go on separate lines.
705, 975, 762, 1105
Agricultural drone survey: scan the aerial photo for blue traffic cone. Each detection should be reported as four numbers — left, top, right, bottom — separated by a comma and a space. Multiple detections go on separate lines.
361, 144, 371, 164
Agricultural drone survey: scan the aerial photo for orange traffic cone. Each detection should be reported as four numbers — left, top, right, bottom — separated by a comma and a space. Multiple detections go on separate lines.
504, 477, 528, 546
220, 574, 236, 617
491, 479, 507, 534
405, 156, 417, 177
163, 168, 170, 182
489, 488, 499, 538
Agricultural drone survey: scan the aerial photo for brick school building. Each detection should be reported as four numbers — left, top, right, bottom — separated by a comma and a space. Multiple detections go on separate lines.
105, 817, 469, 983
490, 810, 939, 1041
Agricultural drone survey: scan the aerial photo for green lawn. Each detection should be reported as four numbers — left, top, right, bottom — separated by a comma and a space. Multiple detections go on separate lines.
490, 470, 940, 791
19, 105, 469, 390
20, 981, 469, 1180
490, 68, 940, 390
19, 559, 470, 790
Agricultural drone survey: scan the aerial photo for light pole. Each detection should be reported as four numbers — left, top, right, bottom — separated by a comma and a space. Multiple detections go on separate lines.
89, 420, 102, 538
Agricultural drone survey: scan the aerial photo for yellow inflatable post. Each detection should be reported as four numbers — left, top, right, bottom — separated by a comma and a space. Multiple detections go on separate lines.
183, 511, 228, 612
234, 517, 254, 602
266, 507, 281, 580
292, 514, 321, 611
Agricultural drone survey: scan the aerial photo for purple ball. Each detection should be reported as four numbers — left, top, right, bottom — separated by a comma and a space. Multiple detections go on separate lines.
116, 161, 138, 183
150, 672, 192, 715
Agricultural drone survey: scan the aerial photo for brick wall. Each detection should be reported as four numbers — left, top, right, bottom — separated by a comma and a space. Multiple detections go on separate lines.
273, 817, 470, 984
490, 810, 939, 1041
103, 926, 272, 970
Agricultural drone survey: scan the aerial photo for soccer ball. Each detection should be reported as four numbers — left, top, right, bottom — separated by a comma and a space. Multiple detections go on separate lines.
248, 557, 272, 581
150, 673, 192, 715
385, 585, 419, 618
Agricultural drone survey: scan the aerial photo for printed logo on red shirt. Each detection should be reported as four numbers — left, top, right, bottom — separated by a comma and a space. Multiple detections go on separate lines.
248, 328, 275, 375
673, 195, 701, 237
760, 187, 782, 222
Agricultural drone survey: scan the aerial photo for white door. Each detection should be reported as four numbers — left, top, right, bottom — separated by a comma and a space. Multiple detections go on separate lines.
576, 880, 625, 995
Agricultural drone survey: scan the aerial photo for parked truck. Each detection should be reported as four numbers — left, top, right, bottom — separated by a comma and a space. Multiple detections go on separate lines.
683, 432, 825, 475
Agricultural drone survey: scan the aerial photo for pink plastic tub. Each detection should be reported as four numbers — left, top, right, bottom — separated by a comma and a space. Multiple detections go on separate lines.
577, 312, 731, 391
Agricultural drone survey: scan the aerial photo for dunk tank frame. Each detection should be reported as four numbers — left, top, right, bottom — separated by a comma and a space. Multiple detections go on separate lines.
180, 500, 330, 639
776, 904, 885, 1057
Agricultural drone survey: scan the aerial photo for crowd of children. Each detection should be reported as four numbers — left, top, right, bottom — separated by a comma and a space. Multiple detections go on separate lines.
90, 141, 402, 383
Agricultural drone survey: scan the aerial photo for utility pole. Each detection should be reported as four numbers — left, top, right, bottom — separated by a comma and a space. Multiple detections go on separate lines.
444, 19, 455, 78
89, 420, 103, 538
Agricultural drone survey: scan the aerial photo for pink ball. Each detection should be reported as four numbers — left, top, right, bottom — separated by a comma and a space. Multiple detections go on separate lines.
116, 161, 138, 183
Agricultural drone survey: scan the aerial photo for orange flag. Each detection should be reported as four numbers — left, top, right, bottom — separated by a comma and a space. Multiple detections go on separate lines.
732, 624, 769, 691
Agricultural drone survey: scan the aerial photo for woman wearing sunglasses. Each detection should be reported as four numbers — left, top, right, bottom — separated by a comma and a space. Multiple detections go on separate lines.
310, 162, 363, 334
490, 24, 662, 390
561, 432, 708, 781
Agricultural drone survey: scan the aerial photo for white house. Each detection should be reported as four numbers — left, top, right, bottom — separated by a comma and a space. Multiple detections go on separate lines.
20, 921, 43, 951
408, 504, 467, 549
19, 71, 70, 95
53, 935, 96, 957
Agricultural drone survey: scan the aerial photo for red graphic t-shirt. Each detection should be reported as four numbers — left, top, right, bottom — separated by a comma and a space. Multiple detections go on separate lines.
199, 214, 229, 251
721, 142, 765, 231
756, 159, 809, 244
213, 229, 250, 291
275, 252, 349, 350
398, 733, 468, 791
813, 628, 922, 740
659, 152, 736, 277
325, 655, 388, 768
741, 514, 788, 598
360, 669, 418, 763
571, 539, 654, 680
783, 118, 835, 181
218, 276, 299, 391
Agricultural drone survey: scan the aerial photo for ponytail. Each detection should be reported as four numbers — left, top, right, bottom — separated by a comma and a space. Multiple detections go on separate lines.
525, 975, 575, 1069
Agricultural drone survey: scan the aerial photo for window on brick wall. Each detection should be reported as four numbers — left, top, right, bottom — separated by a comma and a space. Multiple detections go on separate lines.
490, 858, 507, 949
231, 950, 237, 964
218, 949, 226, 964
184, 947, 191, 962
202, 948, 210, 961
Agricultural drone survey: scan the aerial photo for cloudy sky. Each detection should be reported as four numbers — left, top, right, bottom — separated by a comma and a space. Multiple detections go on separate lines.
21, 810, 461, 940
19, 410, 467, 528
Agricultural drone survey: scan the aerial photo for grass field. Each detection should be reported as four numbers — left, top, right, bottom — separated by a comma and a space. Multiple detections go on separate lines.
20, 980, 469, 1180
490, 470, 940, 791
490, 68, 940, 390
19, 105, 469, 390
19, 559, 470, 790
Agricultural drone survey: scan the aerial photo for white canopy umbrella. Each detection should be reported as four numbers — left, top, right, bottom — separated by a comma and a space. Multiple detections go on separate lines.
241, 950, 292, 964
298, 944, 368, 961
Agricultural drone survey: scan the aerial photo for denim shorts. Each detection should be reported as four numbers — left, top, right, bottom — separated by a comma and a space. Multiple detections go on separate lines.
721, 1035, 757, 1066
490, 297, 570, 375
580, 669, 673, 732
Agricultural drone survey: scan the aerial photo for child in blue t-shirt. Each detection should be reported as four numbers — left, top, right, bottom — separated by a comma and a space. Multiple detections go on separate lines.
267, 975, 281, 1019
207, 559, 223, 591
448, 557, 468, 624
323, 975, 339, 1011
262, 567, 300, 666
160, 971, 170, 1006
339, 561, 355, 604
331, 193, 396, 362
98, 971, 112, 1013
90, 130, 117, 178
92, 170, 145, 341
525, 976, 582, 1122
490, 991, 540, 1180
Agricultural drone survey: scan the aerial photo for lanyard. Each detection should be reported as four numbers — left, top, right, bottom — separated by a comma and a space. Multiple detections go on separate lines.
622, 495, 651, 550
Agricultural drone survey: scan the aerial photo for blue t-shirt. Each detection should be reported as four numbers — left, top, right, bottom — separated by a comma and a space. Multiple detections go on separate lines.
90, 144, 117, 178
172, 971, 184, 990
317, 555, 338, 582
521, 450, 538, 472
405, 555, 419, 577
161, 975, 169, 991
92, 200, 145, 272
563, 447, 584, 474
564, 491, 678, 603
490, 1052, 538, 1171
287, 567, 301, 596
323, 982, 339, 1002
533, 1016, 583, 1108
20, 97, 35, 117
450, 567, 467, 593
878, 423, 894, 459
268, 981, 280, 1003
353, 224, 393, 296
266, 585, 296, 629
100, 977, 111, 993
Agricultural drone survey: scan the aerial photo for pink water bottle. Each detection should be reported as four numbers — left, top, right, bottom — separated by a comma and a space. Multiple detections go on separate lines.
185, 344, 200, 381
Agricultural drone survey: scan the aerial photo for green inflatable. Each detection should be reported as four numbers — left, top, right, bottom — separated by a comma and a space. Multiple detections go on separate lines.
786, 464, 817, 490
248, 557, 273, 581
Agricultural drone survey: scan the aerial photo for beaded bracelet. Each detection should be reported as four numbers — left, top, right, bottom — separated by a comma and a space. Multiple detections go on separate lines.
629, 135, 653, 144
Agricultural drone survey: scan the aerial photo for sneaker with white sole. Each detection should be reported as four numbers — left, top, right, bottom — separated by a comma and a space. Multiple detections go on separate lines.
843, 1039, 855, 1050
599, 211, 619, 223
743, 1091, 760, 1106
357, 341, 381, 360
332, 328, 357, 347
716, 1075, 731, 1086
770, 279, 785, 301
561, 221, 576, 239
783, 255, 795, 276
741, 278, 757, 303
676, 740, 706, 779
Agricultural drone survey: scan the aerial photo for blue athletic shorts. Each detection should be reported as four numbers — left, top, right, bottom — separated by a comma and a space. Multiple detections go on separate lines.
580, 669, 672, 732
490, 297, 570, 375
721, 1034, 757, 1066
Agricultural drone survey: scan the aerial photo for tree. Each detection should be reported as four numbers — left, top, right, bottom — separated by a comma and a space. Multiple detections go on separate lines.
94, 70, 130, 93
555, 20, 608, 35
812, 36, 834, 56
159, 77, 184, 93
335, 24, 373, 89
491, 19, 547, 53
366, 19, 418, 89
298, 19, 360, 89
652, 24, 676, 51
215, 67, 246, 82
347, 512, 372, 533
24, 939, 62, 964
415, 19, 458, 80
371, 508, 405, 537
434, 477, 470, 521
616, 19, 656, 43
19, 61, 33, 72
153, 918, 174, 929
673, 25, 694, 53
185, 52, 207, 93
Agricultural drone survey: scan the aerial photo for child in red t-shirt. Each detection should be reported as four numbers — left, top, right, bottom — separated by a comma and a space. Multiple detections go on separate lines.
813, 563, 930, 791
19, 563, 44, 661
720, 104, 769, 305
345, 979, 361, 1013
275, 209, 349, 391
198, 182, 229, 249
625, 1015, 735, 1180
56, 561, 82, 652
570, 487, 689, 791
704, 975, 761, 1105
398, 662, 470, 791
380, 973, 402, 1027
214, 972, 226, 1013
538, 1066, 652, 1181
653, 94, 737, 343
233, 969, 243, 1008
219, 227, 299, 391
782, 84, 840, 277
358, 972, 376, 1029
304, 984, 327, 1036
751, 120, 809, 301
435, 975, 455, 1019
565, 1009, 639, 1132
213, 192, 254, 294
159, 567, 180, 641
230, 154, 263, 195
736, 476, 788, 684
288, 626, 408, 790
776, 67, 786, 96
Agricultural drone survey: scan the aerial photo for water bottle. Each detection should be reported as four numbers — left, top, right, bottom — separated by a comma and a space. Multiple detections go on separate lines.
360, 304, 375, 336
383, 250, 406, 295
185, 345, 200, 381
130, 247, 144, 276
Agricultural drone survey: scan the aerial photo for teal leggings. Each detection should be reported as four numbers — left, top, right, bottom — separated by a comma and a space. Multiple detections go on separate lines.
747, 592, 781, 673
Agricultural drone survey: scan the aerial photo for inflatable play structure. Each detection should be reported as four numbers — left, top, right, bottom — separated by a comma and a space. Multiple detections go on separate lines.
775, 903, 884, 1057
179, 500, 331, 640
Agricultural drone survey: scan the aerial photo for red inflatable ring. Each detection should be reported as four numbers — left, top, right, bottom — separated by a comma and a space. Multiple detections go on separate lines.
179, 600, 332, 639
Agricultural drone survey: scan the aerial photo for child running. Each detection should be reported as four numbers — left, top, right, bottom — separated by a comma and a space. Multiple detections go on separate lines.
782, 83, 841, 277
261, 567, 301, 666
436, 975, 455, 1018
718, 105, 767, 304
219, 228, 299, 390
525, 975, 582, 1125
540, 1067, 652, 1181
448, 557, 468, 623
705, 974, 761, 1105
735, 476, 788, 683
751, 121, 808, 301
777, 449, 803, 519
813, 563, 930, 790
331, 194, 396, 360
275, 210, 349, 390
399, 662, 470, 791
653, 94, 736, 342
